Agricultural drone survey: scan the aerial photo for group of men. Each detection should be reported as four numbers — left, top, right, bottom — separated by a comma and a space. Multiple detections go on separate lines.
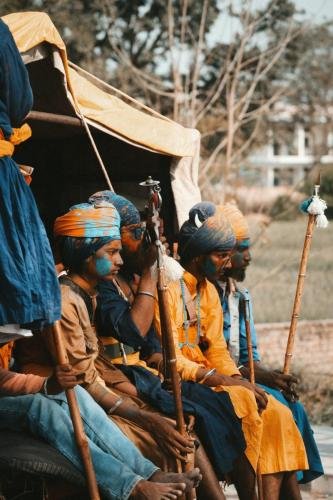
0, 15, 324, 500
0, 190, 324, 499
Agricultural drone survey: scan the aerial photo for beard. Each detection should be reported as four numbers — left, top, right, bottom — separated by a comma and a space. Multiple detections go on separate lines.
224, 267, 246, 282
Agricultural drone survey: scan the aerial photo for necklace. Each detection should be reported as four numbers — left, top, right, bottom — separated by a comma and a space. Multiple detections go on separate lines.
179, 278, 201, 348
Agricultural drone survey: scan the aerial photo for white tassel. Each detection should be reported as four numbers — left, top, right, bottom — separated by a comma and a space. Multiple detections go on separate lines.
307, 195, 329, 229
151, 255, 184, 283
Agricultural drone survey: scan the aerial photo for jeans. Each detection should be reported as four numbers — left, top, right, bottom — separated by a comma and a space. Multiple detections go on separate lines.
0, 386, 158, 499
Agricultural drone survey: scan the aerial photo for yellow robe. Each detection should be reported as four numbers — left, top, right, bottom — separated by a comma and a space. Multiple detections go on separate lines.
154, 271, 308, 474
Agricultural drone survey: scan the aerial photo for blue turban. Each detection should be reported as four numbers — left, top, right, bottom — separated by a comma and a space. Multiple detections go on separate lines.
178, 202, 236, 263
89, 191, 140, 227
56, 202, 120, 273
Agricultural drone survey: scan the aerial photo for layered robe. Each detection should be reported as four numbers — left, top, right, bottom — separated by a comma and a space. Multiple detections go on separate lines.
154, 271, 308, 475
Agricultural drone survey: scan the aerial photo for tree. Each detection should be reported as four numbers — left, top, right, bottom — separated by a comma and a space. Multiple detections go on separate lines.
1, 0, 308, 199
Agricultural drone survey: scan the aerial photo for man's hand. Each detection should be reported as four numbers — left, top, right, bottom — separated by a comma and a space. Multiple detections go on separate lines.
145, 413, 195, 462
268, 371, 299, 402
236, 378, 268, 411
46, 364, 77, 395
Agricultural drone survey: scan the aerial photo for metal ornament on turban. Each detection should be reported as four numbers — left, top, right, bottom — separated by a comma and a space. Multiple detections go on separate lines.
218, 204, 250, 246
178, 201, 236, 263
54, 202, 121, 273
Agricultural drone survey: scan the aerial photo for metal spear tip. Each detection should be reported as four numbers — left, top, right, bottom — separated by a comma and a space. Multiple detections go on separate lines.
139, 176, 160, 187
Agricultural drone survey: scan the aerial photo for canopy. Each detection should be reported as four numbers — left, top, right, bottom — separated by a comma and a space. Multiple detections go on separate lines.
2, 12, 201, 226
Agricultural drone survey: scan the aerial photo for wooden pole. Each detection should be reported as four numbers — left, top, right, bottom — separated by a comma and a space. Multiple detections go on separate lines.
241, 292, 264, 500
283, 213, 316, 374
140, 177, 194, 499
53, 321, 100, 500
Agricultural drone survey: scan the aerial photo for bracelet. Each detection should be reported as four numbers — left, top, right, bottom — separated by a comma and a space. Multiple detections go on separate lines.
237, 365, 245, 370
198, 368, 216, 384
42, 377, 50, 396
137, 291, 155, 299
107, 397, 124, 415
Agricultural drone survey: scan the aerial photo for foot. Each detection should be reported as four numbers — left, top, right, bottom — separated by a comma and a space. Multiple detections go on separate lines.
131, 480, 186, 499
151, 468, 202, 491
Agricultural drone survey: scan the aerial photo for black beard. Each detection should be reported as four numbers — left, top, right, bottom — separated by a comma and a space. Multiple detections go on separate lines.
224, 268, 246, 282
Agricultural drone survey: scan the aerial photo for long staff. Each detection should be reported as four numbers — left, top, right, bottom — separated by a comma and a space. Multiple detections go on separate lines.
283, 176, 328, 374
53, 320, 100, 500
240, 290, 264, 500
140, 177, 195, 500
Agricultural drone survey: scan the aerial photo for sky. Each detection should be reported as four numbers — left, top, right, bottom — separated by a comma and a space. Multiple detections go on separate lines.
294, 0, 333, 20
208, 0, 333, 46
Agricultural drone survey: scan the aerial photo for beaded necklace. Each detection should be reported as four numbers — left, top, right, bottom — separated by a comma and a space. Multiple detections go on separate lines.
179, 278, 201, 348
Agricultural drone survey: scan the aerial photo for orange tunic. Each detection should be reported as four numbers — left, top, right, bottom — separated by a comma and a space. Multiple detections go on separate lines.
154, 271, 308, 474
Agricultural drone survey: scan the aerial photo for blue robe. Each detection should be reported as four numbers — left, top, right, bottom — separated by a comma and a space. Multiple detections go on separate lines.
0, 20, 60, 327
219, 283, 324, 483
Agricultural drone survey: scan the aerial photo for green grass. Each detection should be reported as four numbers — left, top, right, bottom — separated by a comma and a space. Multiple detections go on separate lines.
246, 218, 333, 323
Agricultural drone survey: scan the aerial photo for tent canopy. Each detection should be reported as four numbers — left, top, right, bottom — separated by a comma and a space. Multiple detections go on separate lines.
2, 11, 201, 231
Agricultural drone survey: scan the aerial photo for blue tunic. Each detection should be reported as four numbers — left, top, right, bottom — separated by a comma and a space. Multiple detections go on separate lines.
219, 283, 324, 483
0, 20, 60, 327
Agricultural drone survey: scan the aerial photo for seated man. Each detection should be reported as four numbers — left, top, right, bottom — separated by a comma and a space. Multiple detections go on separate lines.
154, 202, 309, 500
16, 200, 200, 493
214, 203, 324, 485
0, 338, 189, 500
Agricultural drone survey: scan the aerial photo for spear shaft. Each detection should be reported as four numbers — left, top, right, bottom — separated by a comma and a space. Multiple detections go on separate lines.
283, 214, 316, 374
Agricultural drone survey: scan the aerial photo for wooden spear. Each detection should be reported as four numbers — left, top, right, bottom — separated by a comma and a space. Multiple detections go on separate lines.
140, 177, 195, 500
53, 320, 100, 500
239, 288, 264, 500
283, 174, 324, 375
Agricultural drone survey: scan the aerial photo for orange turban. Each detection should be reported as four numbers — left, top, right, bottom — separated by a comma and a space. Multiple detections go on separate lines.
218, 204, 249, 242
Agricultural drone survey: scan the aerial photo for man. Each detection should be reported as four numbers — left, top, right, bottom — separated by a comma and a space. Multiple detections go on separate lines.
216, 203, 324, 485
16, 200, 200, 493
154, 201, 309, 500
0, 335, 189, 499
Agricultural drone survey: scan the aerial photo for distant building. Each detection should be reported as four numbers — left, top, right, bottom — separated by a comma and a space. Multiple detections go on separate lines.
245, 105, 333, 187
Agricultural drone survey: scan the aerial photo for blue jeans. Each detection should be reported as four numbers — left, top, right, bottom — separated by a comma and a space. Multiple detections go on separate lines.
0, 386, 158, 499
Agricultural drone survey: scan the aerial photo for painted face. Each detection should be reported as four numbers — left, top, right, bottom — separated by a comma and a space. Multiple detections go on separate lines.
224, 241, 251, 281
201, 251, 232, 279
89, 240, 123, 280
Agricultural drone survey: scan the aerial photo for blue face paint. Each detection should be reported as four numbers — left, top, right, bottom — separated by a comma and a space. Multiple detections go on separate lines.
95, 256, 113, 276
202, 256, 218, 278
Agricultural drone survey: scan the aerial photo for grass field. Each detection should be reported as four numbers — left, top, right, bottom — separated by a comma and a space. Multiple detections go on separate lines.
245, 217, 333, 323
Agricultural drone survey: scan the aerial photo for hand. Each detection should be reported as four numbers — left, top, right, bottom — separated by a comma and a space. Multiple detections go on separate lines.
47, 364, 77, 394
145, 413, 195, 462
269, 371, 299, 402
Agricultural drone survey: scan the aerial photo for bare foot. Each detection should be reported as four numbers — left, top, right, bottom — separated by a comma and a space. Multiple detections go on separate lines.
151, 468, 202, 491
131, 480, 186, 499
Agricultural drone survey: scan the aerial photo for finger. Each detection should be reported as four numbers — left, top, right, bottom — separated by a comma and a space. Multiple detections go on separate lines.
162, 444, 187, 462
59, 363, 72, 372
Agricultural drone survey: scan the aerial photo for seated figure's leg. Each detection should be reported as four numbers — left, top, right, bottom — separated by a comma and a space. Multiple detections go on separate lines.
50, 386, 159, 479
259, 395, 308, 475
0, 393, 156, 500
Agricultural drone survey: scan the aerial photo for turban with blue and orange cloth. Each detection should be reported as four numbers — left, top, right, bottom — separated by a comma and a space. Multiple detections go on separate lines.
178, 201, 236, 263
89, 191, 144, 250
89, 191, 140, 227
218, 204, 250, 246
54, 202, 121, 272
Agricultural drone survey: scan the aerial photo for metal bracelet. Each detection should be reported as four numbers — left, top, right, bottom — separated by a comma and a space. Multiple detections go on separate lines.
42, 377, 50, 396
137, 291, 155, 299
198, 368, 216, 384
107, 397, 124, 415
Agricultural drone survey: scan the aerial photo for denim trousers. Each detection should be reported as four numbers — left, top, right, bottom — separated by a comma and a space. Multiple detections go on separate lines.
0, 386, 158, 499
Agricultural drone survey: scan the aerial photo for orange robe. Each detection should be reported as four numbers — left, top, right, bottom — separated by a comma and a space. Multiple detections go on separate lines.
154, 271, 308, 474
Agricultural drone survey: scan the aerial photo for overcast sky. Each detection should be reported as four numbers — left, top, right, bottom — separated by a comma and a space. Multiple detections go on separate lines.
294, 0, 333, 20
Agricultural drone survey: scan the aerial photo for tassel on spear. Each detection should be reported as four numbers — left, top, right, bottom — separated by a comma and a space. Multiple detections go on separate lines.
283, 173, 328, 375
